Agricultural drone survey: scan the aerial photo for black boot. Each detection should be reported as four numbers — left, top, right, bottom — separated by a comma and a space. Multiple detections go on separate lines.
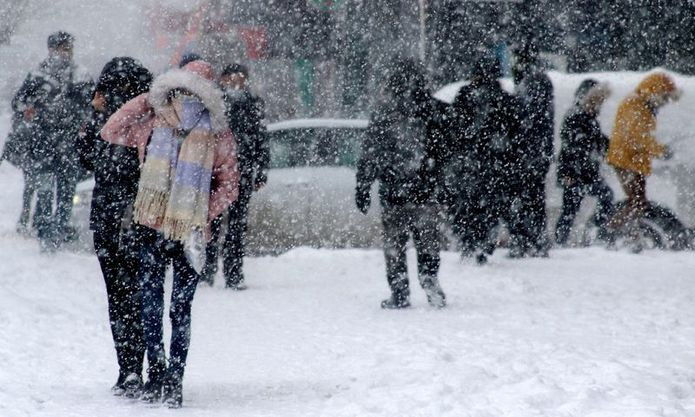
111, 371, 128, 396
199, 266, 215, 286
380, 292, 410, 309
140, 363, 165, 403
423, 282, 446, 309
122, 373, 143, 399
225, 272, 247, 290
162, 373, 183, 409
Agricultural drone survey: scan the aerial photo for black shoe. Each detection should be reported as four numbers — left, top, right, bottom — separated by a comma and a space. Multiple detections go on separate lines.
225, 278, 247, 291
380, 294, 410, 309
16, 221, 30, 236
140, 379, 163, 403
140, 363, 165, 404
475, 252, 488, 265
424, 285, 446, 309
162, 375, 183, 409
61, 225, 79, 243
111, 371, 128, 396
122, 373, 143, 399
529, 247, 549, 258
199, 268, 215, 286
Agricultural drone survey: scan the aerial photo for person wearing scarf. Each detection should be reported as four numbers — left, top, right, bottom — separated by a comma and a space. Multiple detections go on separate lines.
101, 60, 239, 408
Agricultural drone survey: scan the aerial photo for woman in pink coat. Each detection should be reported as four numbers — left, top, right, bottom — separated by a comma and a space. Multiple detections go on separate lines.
101, 60, 239, 408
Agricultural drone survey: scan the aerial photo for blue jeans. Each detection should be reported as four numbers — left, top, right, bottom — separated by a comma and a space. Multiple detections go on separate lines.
138, 227, 200, 381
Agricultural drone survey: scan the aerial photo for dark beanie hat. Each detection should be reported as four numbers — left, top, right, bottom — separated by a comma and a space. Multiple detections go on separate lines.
96, 57, 153, 108
179, 52, 202, 68
47, 31, 74, 49
574, 78, 598, 100
221, 63, 249, 78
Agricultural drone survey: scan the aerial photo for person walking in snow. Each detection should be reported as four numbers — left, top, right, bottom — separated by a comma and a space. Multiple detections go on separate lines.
3, 83, 51, 238
511, 43, 554, 257
201, 63, 269, 289
101, 60, 239, 408
604, 72, 681, 252
76, 57, 153, 397
355, 58, 446, 309
554, 79, 614, 245
8, 31, 93, 250
445, 54, 523, 265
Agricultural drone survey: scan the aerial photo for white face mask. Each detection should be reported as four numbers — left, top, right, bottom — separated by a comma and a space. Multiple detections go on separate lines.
225, 88, 245, 101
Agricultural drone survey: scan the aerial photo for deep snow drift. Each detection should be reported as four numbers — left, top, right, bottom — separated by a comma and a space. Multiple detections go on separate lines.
2, 117, 695, 416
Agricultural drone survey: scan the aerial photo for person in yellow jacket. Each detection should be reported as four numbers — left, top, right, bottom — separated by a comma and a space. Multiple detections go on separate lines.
605, 72, 681, 250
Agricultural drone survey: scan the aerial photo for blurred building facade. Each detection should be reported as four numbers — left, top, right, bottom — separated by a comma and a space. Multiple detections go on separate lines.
6, 0, 688, 119
179, 0, 694, 119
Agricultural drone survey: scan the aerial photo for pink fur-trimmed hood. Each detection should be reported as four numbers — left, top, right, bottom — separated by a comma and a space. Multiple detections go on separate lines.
147, 65, 227, 133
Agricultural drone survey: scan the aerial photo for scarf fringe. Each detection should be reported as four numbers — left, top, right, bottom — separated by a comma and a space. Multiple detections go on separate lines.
133, 188, 169, 228
161, 217, 202, 242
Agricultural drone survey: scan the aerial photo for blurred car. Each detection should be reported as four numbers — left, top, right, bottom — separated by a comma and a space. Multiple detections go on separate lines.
72, 118, 382, 254
245, 118, 382, 254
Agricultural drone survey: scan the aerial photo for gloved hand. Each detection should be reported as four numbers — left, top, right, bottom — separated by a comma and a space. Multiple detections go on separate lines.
254, 172, 268, 191
355, 186, 371, 214
662, 145, 674, 160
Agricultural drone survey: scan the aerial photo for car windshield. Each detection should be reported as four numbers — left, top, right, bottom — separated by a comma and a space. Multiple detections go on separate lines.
269, 127, 365, 169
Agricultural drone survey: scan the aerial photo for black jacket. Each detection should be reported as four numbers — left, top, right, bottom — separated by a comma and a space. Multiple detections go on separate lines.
76, 57, 151, 231
223, 89, 269, 190
557, 108, 609, 187
9, 73, 60, 174
515, 71, 554, 176
448, 80, 523, 189
12, 57, 94, 174
78, 111, 141, 231
356, 95, 445, 207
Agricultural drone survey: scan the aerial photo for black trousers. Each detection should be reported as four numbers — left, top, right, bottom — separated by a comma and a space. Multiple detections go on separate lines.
555, 179, 614, 245
514, 172, 549, 253
93, 222, 144, 377
381, 203, 441, 300
205, 184, 252, 286
452, 174, 516, 256
55, 168, 78, 234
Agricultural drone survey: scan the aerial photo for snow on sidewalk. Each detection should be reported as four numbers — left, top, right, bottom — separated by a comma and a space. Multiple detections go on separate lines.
1, 133, 694, 416
1, 231, 694, 416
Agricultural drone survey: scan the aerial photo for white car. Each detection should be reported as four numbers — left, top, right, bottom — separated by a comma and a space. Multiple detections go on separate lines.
245, 118, 382, 254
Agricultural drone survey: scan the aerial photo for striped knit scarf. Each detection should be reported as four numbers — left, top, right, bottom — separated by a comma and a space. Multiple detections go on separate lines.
133, 97, 216, 242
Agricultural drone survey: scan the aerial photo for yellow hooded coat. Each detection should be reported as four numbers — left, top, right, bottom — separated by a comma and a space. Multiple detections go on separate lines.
606, 73, 676, 175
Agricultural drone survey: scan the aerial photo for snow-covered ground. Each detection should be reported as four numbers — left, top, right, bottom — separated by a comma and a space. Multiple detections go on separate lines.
2, 119, 695, 416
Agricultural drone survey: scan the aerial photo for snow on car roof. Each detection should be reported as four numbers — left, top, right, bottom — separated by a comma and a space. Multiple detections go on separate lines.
267, 118, 369, 132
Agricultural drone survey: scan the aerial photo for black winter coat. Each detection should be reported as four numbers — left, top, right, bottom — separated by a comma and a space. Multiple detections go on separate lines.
557, 109, 609, 187
12, 58, 94, 175
515, 71, 554, 177
78, 111, 140, 231
76, 57, 151, 231
356, 96, 444, 207
223, 89, 269, 191
448, 80, 523, 189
